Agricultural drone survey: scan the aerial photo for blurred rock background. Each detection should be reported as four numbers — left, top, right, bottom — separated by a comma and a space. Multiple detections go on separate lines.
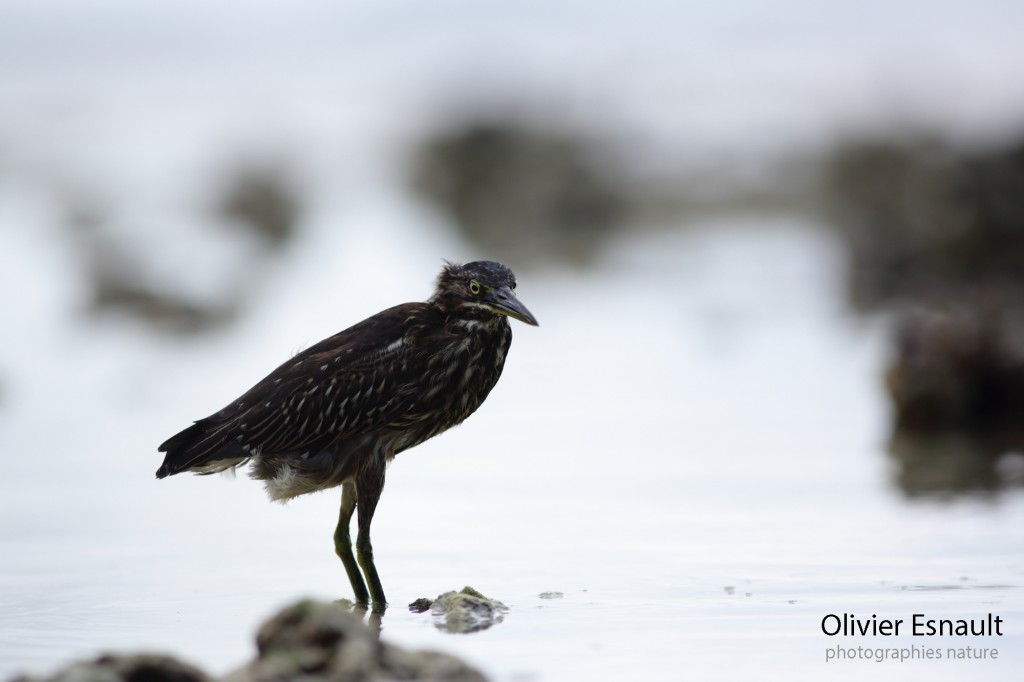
3, 2, 1024, 493
820, 136, 1024, 494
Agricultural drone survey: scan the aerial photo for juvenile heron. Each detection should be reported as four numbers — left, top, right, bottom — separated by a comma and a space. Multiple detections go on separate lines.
157, 261, 537, 611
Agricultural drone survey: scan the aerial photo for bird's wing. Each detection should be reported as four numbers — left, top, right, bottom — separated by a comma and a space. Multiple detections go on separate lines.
227, 306, 429, 454
158, 303, 435, 473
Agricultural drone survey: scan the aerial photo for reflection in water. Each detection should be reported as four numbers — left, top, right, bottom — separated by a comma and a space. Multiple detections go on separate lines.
333, 586, 512, 636
333, 598, 383, 636
888, 428, 1024, 496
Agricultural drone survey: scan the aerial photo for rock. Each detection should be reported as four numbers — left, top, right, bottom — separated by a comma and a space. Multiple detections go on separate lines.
86, 256, 235, 335
886, 311, 1024, 436
411, 120, 627, 265
408, 598, 434, 614
821, 135, 1024, 311
10, 601, 488, 682
229, 600, 488, 682
888, 429, 1015, 496
411, 587, 508, 634
884, 311, 1024, 494
61, 196, 237, 335
822, 133, 1024, 480
218, 163, 302, 246
8, 654, 209, 682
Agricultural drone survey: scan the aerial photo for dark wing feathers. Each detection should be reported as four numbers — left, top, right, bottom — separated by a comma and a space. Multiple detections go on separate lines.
157, 303, 429, 477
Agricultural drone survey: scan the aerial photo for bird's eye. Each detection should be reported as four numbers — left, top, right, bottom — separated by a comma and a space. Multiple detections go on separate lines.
469, 280, 482, 296
511, 281, 517, 290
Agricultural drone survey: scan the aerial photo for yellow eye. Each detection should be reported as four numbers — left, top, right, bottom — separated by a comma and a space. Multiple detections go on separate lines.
469, 281, 482, 296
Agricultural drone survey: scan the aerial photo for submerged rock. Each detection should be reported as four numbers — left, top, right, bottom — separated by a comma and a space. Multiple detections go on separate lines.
9, 600, 488, 682
410, 587, 508, 634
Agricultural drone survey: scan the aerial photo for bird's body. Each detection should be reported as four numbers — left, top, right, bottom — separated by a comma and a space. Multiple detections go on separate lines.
157, 300, 512, 499
157, 261, 536, 611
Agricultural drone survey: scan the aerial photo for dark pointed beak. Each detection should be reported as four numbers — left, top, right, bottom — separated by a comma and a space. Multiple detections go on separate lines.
488, 286, 538, 326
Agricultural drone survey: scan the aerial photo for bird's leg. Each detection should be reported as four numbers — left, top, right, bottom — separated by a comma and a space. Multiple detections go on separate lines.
334, 480, 369, 605
355, 460, 387, 612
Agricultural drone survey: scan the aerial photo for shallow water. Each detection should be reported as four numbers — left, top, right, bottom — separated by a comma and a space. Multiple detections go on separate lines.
1, 219, 1021, 681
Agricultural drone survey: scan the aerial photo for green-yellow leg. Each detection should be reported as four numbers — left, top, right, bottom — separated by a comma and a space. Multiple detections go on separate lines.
334, 480, 370, 605
356, 463, 387, 612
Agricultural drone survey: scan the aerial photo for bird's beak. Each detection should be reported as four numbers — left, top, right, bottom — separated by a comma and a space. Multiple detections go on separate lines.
488, 286, 539, 326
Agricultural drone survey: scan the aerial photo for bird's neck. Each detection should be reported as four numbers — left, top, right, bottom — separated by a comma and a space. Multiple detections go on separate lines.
446, 313, 509, 337
428, 295, 509, 338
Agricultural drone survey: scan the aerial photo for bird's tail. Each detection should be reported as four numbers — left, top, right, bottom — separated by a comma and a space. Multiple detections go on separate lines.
156, 420, 244, 478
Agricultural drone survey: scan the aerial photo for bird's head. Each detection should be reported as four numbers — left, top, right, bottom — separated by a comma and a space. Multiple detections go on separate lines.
431, 260, 539, 327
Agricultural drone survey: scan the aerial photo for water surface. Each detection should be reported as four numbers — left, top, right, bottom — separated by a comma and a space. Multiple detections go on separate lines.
2, 220, 1021, 681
